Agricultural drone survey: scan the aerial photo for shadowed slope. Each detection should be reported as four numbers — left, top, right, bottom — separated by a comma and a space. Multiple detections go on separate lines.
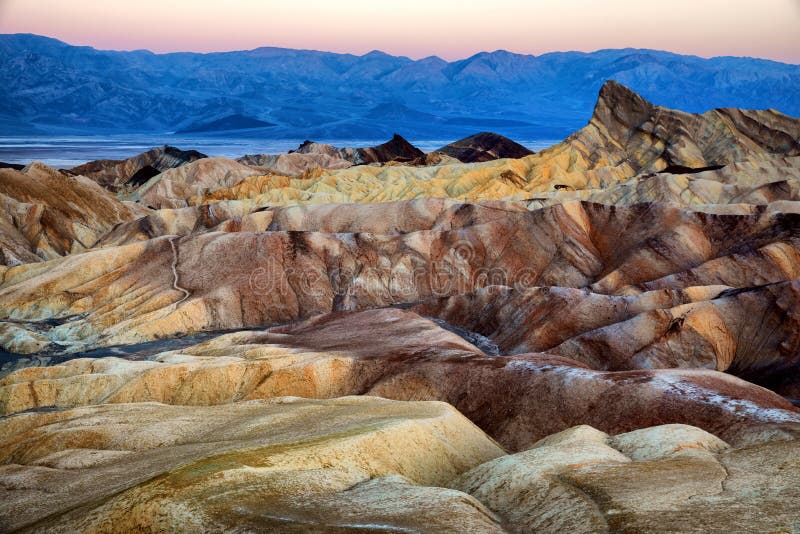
2, 309, 798, 451
0, 163, 144, 266
67, 145, 207, 192
438, 131, 535, 162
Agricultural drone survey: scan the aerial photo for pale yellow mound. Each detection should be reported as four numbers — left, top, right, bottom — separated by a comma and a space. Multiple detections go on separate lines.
0, 396, 505, 532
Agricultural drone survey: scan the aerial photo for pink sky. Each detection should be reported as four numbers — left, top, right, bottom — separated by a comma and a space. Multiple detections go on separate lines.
1, 0, 798, 63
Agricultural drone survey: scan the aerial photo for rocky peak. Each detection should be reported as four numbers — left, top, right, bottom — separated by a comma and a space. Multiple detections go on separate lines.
289, 136, 424, 165
578, 79, 799, 172
590, 80, 654, 133
293, 140, 342, 158
438, 132, 534, 162
356, 133, 424, 164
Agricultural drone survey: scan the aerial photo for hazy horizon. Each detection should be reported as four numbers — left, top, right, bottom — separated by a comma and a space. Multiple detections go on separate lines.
1, 0, 798, 64
4, 31, 800, 66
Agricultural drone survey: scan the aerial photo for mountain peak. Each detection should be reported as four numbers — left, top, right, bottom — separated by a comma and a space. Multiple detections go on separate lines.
355, 134, 424, 164
362, 49, 391, 58
591, 80, 654, 129
437, 132, 534, 162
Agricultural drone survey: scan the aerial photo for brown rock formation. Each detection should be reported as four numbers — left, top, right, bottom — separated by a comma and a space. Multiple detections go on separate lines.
0, 163, 144, 266
3, 309, 798, 451
438, 131, 535, 162
592, 81, 800, 169
2, 393, 797, 532
237, 135, 426, 173
2, 199, 798, 353
237, 151, 353, 175
91, 197, 528, 248
67, 145, 206, 192
354, 133, 425, 163
131, 157, 263, 209
294, 134, 425, 164
414, 281, 800, 397
524, 155, 800, 209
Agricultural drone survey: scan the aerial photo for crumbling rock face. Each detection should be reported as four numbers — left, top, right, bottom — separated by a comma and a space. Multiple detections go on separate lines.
414, 281, 800, 397
588, 81, 800, 172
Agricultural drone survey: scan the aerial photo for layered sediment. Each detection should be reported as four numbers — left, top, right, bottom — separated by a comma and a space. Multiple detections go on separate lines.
1, 81, 799, 531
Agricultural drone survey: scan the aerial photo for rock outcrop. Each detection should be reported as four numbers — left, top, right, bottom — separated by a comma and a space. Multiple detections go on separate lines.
67, 145, 207, 192
237, 151, 353, 175
2, 199, 798, 360
414, 281, 800, 397
3, 391, 795, 532
438, 131, 534, 162
451, 423, 800, 533
248, 134, 424, 166
235, 135, 428, 177
0, 163, 144, 266
294, 135, 426, 164
131, 157, 263, 209
524, 155, 800, 209
352, 133, 425, 163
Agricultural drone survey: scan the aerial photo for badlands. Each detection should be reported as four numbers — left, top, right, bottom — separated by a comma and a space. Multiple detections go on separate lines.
1, 81, 799, 532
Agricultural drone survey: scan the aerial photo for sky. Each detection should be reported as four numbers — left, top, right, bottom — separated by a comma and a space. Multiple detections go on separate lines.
0, 0, 798, 63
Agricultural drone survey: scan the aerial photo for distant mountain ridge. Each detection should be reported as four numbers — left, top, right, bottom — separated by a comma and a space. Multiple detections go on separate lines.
2, 33, 799, 139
